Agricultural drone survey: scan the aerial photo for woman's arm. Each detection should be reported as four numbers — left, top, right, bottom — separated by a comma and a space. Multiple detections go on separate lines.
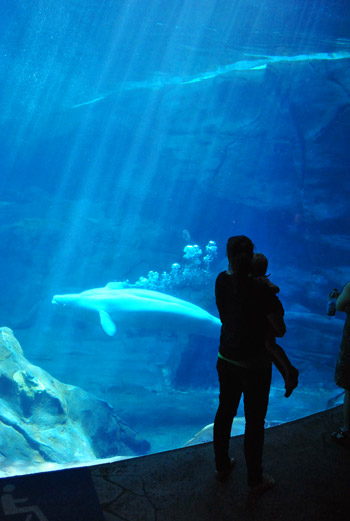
336, 282, 350, 313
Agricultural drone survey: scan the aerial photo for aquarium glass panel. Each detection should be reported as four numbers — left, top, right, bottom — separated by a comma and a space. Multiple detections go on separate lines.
0, 0, 349, 476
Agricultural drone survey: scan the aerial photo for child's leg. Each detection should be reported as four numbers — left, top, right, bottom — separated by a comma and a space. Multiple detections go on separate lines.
265, 340, 299, 398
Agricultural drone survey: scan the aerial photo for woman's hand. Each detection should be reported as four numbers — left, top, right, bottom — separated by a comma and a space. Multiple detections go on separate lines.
329, 289, 340, 299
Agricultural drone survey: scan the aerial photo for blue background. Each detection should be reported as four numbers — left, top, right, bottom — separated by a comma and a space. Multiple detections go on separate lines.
0, 0, 349, 474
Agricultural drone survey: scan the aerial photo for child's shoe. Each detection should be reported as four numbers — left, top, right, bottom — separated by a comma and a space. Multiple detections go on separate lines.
284, 366, 299, 398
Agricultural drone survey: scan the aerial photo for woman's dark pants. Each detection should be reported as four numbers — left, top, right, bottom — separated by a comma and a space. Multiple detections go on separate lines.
214, 357, 272, 486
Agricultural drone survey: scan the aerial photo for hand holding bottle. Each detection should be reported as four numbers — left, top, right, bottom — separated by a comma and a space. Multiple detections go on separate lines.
327, 288, 340, 316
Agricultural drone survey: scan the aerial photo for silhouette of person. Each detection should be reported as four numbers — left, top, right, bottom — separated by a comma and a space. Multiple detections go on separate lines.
213, 236, 286, 493
331, 282, 350, 445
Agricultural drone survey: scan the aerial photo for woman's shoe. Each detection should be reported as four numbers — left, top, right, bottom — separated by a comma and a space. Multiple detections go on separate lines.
331, 428, 350, 446
249, 474, 275, 494
216, 458, 236, 481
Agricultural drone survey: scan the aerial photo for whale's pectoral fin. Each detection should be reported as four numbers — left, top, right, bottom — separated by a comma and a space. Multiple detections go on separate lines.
99, 310, 117, 336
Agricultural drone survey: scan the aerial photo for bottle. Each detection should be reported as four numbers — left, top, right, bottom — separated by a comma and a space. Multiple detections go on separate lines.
327, 289, 338, 316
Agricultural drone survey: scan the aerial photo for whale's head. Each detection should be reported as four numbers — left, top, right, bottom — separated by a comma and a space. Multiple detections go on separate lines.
52, 294, 81, 311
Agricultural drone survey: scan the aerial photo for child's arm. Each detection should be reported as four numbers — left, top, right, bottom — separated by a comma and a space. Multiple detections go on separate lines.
255, 275, 280, 294
265, 279, 280, 294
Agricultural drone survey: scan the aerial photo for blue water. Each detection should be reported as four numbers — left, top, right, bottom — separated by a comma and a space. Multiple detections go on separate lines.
0, 0, 349, 476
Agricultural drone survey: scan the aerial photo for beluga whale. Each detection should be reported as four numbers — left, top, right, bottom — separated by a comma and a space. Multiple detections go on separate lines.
52, 283, 221, 338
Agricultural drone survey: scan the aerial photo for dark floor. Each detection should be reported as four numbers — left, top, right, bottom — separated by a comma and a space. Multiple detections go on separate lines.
90, 405, 350, 521
1, 406, 348, 521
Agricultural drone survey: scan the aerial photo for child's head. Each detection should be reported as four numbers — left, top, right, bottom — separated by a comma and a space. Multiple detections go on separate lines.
251, 253, 268, 277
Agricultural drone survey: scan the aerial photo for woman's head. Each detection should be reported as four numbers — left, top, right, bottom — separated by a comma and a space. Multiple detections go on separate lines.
226, 235, 254, 277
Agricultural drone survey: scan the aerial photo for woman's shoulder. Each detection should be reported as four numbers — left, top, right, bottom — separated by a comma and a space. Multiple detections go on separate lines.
217, 270, 233, 281
215, 270, 230, 286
